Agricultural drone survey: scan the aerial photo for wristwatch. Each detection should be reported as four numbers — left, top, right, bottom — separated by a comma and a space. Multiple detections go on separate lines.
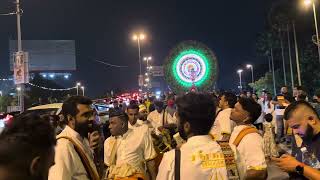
295, 164, 304, 175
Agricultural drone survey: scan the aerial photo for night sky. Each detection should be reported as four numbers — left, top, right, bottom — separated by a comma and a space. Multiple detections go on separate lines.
0, 0, 288, 97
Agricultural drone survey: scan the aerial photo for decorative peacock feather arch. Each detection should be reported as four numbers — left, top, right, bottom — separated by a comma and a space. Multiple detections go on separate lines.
164, 40, 218, 93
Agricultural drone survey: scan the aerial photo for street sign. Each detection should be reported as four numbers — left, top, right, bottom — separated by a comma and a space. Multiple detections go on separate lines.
150, 66, 164, 76
13, 51, 29, 84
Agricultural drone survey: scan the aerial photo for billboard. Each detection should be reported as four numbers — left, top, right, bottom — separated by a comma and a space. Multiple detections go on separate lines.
10, 40, 76, 71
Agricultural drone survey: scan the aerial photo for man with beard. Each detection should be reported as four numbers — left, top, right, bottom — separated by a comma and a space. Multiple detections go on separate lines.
49, 96, 100, 180
157, 93, 237, 180
0, 114, 56, 180
229, 98, 267, 180
273, 101, 320, 180
104, 108, 157, 180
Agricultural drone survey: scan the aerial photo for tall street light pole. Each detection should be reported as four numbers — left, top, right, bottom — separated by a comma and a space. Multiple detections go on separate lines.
237, 69, 243, 91
312, 1, 320, 64
132, 33, 145, 91
246, 64, 254, 84
76, 82, 81, 95
246, 64, 254, 92
304, 0, 320, 64
81, 86, 85, 96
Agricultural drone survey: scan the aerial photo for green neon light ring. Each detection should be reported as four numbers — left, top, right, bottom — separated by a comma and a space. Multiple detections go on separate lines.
164, 41, 218, 93
172, 50, 211, 87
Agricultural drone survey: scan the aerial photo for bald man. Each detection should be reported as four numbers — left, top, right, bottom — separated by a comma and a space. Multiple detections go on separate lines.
273, 101, 320, 180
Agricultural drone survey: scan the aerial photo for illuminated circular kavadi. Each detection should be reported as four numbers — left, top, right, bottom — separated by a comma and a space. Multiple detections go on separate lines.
164, 41, 218, 93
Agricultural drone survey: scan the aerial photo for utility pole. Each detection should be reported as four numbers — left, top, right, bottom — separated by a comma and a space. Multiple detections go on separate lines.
16, 0, 25, 112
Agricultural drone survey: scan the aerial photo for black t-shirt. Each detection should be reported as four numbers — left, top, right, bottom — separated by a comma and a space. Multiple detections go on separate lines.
290, 133, 320, 179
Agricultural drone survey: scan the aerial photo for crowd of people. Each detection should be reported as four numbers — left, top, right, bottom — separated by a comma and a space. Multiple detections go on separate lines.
1, 86, 320, 180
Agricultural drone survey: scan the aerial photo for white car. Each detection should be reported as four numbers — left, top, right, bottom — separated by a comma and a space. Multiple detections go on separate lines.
26, 103, 63, 116
25, 103, 109, 123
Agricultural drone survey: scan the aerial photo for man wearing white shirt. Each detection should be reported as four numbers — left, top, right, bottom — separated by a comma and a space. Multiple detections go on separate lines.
104, 109, 157, 180
126, 104, 146, 129
147, 101, 177, 135
48, 96, 100, 180
229, 97, 267, 180
157, 93, 237, 180
210, 92, 237, 141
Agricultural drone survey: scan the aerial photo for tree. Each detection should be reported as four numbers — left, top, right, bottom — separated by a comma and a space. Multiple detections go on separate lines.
300, 44, 320, 94
256, 31, 281, 94
249, 69, 284, 96
0, 95, 13, 113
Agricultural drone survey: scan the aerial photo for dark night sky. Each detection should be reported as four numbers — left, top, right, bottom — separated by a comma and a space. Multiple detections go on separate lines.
0, 0, 296, 97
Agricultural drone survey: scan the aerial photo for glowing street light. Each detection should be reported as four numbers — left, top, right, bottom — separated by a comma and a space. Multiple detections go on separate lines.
143, 56, 152, 61
16, 87, 21, 109
246, 64, 254, 84
132, 32, 146, 90
304, 0, 312, 6
81, 86, 85, 96
303, 0, 320, 64
76, 82, 81, 95
132, 35, 138, 41
144, 56, 152, 77
237, 69, 243, 90
139, 34, 145, 40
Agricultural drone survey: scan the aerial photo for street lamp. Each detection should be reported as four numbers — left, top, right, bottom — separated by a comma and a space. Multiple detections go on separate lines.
143, 56, 152, 72
237, 69, 243, 91
81, 86, 85, 96
16, 87, 21, 108
246, 64, 254, 84
76, 82, 81, 95
132, 33, 146, 90
304, 0, 320, 64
